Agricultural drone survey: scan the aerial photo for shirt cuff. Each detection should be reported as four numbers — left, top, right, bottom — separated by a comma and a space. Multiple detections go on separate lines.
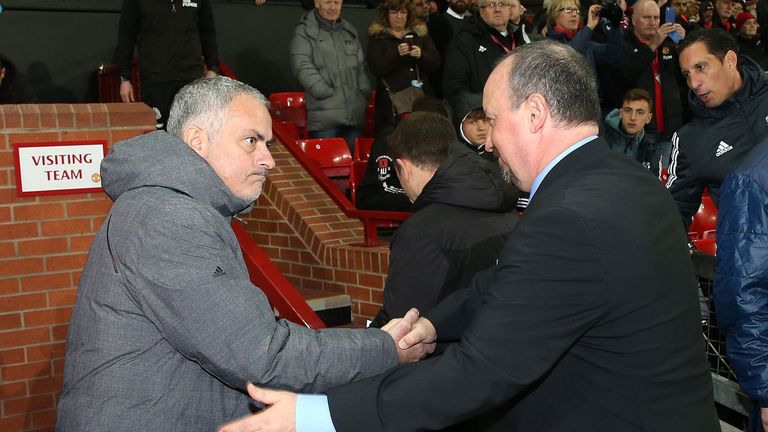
296, 394, 336, 432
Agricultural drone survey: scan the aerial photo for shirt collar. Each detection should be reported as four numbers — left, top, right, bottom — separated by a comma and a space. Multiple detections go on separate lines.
529, 135, 596, 202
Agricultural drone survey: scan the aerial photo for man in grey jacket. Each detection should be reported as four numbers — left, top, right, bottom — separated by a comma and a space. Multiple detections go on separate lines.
56, 77, 430, 431
289, 0, 370, 152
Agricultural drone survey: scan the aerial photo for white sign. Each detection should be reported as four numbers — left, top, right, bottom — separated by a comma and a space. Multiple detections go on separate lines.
14, 141, 107, 196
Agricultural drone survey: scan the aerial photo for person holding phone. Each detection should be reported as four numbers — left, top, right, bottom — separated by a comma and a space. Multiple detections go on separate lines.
601, 0, 689, 151
367, 0, 441, 133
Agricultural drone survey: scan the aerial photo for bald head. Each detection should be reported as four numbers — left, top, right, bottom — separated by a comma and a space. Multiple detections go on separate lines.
632, 0, 661, 42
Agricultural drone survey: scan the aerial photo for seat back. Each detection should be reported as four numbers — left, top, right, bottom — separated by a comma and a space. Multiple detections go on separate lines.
362, 90, 376, 137
689, 194, 718, 240
296, 138, 352, 194
349, 160, 368, 204
354, 137, 375, 162
269, 92, 307, 138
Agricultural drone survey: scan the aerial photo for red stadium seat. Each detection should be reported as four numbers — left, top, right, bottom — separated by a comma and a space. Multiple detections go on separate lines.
354, 137, 374, 162
269, 92, 307, 138
296, 138, 352, 193
688, 194, 718, 241
349, 160, 368, 204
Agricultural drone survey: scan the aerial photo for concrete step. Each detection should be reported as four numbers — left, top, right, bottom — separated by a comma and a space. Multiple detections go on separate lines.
297, 288, 352, 327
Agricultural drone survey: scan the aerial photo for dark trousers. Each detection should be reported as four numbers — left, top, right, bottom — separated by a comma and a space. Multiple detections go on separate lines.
141, 79, 193, 129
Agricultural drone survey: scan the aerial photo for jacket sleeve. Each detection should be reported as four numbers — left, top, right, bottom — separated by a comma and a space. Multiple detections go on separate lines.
591, 24, 623, 65
356, 40, 372, 96
442, 34, 475, 100
119, 204, 397, 393
113, 0, 140, 79
666, 130, 703, 230
567, 26, 592, 55
715, 173, 768, 405
380, 226, 449, 320
367, 37, 406, 78
416, 35, 442, 73
198, 0, 219, 71
327, 206, 608, 431
289, 26, 335, 100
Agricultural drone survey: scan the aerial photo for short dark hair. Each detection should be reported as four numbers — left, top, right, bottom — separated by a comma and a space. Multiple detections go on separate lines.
504, 40, 601, 127
376, 0, 418, 29
679, 28, 739, 61
412, 96, 452, 119
622, 88, 652, 107
387, 111, 456, 169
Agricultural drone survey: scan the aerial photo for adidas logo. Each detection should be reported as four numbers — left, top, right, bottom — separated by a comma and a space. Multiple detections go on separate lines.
213, 266, 226, 278
715, 141, 733, 157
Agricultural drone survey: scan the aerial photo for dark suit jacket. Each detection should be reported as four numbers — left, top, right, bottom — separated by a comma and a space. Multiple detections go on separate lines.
326, 138, 719, 431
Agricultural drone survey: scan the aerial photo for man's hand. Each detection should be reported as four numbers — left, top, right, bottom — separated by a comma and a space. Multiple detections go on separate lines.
761, 406, 768, 432
381, 309, 436, 363
673, 23, 686, 40
218, 383, 296, 432
648, 23, 676, 50
254, 0, 266, 5
119, 81, 134, 103
398, 316, 437, 350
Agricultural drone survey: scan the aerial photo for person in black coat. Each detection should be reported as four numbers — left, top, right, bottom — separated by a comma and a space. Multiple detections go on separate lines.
368, 112, 518, 328
0, 54, 36, 104
220, 40, 719, 432
734, 11, 768, 69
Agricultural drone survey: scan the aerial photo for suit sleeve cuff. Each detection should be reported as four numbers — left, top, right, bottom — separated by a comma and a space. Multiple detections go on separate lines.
296, 394, 336, 432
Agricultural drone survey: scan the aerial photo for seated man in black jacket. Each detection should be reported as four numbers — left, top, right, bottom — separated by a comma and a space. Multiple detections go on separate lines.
369, 111, 519, 327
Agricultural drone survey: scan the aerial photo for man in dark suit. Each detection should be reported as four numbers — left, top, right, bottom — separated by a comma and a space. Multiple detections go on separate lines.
219, 40, 719, 432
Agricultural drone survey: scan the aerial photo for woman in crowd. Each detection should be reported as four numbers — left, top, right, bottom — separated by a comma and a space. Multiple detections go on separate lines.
735, 12, 768, 69
367, 0, 441, 133
545, 0, 622, 73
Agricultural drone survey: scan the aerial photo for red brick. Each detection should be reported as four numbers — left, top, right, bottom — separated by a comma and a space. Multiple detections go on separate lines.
53, 357, 66, 375
0, 257, 44, 277
2, 105, 22, 129
0, 241, 15, 258
0, 348, 25, 366
0, 169, 10, 187
24, 308, 72, 327
1, 360, 51, 381
28, 375, 63, 395
48, 288, 77, 307
0, 413, 26, 432
66, 199, 111, 217
3, 393, 54, 415
333, 269, 358, 284
0, 382, 27, 399
69, 234, 95, 252
31, 408, 58, 428
0, 187, 35, 205
0, 149, 13, 166
72, 104, 92, 128
109, 128, 147, 144
20, 104, 41, 128
7, 132, 61, 146
40, 218, 91, 236
17, 237, 68, 257
359, 301, 380, 319
59, 130, 110, 142
36, 193, 90, 202
90, 104, 109, 128
21, 273, 71, 292
45, 253, 87, 272
0, 313, 22, 331
0, 277, 20, 295
13, 203, 66, 221
50, 324, 68, 341
358, 273, 384, 289
0, 327, 50, 348
26, 342, 67, 362
53, 104, 75, 129
0, 206, 10, 224
0, 222, 39, 240
38, 104, 58, 129
0, 293, 47, 314
106, 102, 156, 127
347, 286, 372, 302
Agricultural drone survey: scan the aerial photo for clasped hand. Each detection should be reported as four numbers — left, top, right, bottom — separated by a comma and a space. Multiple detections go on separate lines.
397, 43, 422, 59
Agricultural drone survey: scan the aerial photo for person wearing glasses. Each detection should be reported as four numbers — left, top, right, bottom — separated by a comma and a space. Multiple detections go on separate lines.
367, 0, 441, 133
545, 0, 623, 73
443, 0, 531, 125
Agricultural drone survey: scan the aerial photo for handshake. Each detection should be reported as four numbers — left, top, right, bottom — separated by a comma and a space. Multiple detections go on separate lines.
380, 308, 437, 363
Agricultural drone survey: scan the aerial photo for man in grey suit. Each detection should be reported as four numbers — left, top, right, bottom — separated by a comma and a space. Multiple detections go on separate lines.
56, 76, 430, 431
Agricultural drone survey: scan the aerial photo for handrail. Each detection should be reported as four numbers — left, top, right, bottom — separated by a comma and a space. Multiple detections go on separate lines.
232, 221, 326, 329
272, 121, 411, 246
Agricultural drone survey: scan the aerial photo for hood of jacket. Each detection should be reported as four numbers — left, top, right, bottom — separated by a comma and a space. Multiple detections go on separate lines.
101, 131, 253, 217
298, 9, 359, 41
413, 142, 518, 212
688, 54, 768, 121
368, 20, 429, 37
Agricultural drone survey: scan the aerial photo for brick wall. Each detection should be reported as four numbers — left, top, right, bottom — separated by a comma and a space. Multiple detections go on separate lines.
0, 105, 391, 431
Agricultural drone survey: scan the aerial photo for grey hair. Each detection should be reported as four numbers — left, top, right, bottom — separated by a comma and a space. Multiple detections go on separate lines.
503, 40, 600, 127
167, 76, 269, 143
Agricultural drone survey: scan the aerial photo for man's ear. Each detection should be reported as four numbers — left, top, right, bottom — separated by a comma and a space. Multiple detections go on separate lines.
725, 49, 739, 71
183, 125, 209, 157
526, 93, 548, 133
395, 158, 411, 180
